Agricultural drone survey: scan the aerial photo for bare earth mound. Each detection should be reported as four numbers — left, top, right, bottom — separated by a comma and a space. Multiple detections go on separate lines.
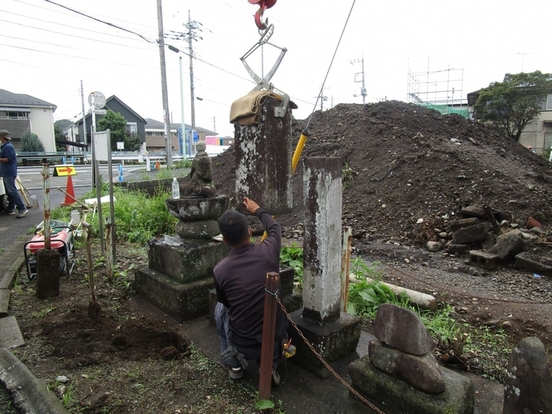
213, 100, 552, 358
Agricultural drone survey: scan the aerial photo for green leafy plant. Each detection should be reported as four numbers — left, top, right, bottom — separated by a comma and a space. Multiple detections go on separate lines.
342, 162, 355, 190
280, 244, 303, 285
61, 383, 75, 409
255, 399, 275, 410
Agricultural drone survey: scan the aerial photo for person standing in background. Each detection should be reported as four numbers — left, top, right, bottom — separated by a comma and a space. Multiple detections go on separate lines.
0, 130, 27, 218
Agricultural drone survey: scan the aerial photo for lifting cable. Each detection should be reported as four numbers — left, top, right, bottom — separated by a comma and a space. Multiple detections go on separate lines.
291, 0, 357, 173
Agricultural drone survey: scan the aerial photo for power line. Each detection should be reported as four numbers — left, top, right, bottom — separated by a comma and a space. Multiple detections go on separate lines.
43, 0, 156, 43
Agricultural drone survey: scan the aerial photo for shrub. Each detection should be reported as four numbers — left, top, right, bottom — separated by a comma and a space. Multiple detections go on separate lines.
20, 132, 45, 152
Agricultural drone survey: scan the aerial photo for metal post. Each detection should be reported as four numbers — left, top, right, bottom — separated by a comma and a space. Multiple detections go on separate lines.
259, 271, 279, 400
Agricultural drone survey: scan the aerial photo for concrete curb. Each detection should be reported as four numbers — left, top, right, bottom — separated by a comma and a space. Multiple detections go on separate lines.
0, 236, 68, 414
0, 348, 67, 414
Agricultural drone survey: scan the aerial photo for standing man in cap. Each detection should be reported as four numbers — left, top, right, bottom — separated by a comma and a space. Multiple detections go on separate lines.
0, 130, 27, 218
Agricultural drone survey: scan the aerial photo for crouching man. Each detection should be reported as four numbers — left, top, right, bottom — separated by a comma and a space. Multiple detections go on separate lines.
213, 197, 288, 384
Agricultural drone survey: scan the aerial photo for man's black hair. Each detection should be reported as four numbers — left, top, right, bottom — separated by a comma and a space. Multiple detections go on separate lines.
218, 210, 249, 246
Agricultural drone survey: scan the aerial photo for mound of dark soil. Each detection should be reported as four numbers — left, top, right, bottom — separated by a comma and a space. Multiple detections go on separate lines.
214, 100, 552, 244
212, 100, 552, 359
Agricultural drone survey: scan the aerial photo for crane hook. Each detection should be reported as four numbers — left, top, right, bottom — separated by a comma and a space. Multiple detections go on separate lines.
248, 0, 277, 30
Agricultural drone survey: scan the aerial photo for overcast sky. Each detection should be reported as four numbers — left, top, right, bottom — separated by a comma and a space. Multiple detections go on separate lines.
2, 0, 550, 137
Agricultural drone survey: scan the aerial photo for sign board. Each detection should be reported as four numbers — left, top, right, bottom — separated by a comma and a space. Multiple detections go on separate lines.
53, 164, 76, 177
88, 91, 106, 109
117, 141, 124, 150
93, 130, 110, 162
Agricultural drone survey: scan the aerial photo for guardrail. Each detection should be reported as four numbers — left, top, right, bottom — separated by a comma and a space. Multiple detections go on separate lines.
16, 151, 188, 166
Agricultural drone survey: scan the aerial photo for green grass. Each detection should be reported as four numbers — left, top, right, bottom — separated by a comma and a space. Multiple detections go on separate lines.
51, 182, 177, 245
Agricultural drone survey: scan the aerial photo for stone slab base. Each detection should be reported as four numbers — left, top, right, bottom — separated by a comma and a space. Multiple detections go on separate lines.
289, 310, 361, 378
349, 356, 474, 414
135, 267, 214, 322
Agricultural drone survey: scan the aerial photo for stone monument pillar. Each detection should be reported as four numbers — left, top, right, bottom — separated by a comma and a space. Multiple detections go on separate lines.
233, 93, 293, 215
289, 157, 361, 377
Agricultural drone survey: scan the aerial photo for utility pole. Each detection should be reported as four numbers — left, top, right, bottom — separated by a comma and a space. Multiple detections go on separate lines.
80, 80, 87, 147
156, 0, 173, 167
351, 57, 367, 104
185, 10, 202, 154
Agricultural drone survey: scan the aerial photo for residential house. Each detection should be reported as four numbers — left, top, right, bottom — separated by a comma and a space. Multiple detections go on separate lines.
74, 95, 146, 149
468, 90, 552, 155
144, 118, 217, 156
0, 89, 57, 151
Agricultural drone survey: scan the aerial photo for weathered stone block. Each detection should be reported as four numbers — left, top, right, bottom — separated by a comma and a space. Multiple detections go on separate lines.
503, 337, 552, 414
175, 220, 219, 239
289, 310, 361, 378
369, 339, 445, 394
374, 304, 435, 355
147, 239, 229, 283
453, 222, 491, 244
446, 243, 472, 254
487, 230, 525, 262
349, 356, 474, 414
514, 252, 552, 276
135, 267, 215, 322
234, 96, 293, 215
450, 217, 480, 231
460, 204, 487, 219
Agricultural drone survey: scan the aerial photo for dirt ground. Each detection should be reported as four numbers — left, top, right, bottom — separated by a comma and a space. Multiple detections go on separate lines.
11, 240, 275, 414
7, 101, 552, 413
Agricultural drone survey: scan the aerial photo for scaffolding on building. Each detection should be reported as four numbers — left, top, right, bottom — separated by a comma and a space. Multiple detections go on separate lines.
407, 61, 467, 107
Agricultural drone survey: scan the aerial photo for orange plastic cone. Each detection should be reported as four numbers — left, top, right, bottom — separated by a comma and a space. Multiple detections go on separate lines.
61, 175, 76, 207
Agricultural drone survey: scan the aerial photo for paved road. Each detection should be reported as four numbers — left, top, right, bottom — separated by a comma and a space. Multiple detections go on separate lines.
0, 164, 148, 252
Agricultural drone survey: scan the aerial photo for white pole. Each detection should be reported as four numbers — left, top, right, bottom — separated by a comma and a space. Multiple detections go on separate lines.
179, 56, 186, 157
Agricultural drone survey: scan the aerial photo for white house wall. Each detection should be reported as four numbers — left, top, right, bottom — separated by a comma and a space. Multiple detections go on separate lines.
30, 107, 56, 152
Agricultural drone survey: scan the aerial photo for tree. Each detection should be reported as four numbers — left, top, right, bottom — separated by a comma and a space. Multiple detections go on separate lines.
54, 121, 67, 151
20, 131, 45, 152
473, 71, 552, 141
97, 110, 127, 151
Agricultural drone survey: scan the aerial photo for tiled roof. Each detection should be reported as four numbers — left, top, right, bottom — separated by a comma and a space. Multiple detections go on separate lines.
0, 89, 56, 109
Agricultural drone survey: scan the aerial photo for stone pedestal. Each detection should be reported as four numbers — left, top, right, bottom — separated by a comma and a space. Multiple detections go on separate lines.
289, 310, 361, 378
147, 238, 230, 283
136, 239, 229, 322
349, 356, 474, 414
135, 194, 231, 322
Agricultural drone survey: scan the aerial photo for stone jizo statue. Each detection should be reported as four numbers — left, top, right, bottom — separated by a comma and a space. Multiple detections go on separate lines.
182, 141, 216, 198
